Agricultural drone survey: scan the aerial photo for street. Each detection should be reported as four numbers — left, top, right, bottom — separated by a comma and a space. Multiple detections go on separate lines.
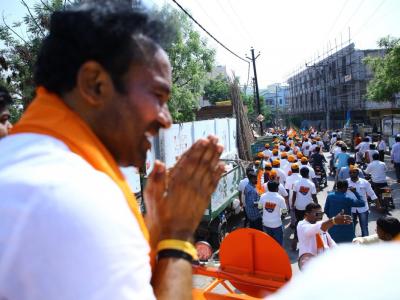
193, 151, 400, 289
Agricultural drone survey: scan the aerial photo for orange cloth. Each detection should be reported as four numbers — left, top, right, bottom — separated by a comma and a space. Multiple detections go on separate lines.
11, 87, 150, 243
256, 169, 265, 194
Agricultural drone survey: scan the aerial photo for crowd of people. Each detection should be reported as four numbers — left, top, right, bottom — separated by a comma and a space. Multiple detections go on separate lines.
238, 128, 400, 268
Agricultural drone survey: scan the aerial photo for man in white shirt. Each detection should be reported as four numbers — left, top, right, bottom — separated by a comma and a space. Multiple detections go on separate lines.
279, 152, 289, 170
355, 137, 370, 163
377, 135, 386, 162
299, 157, 316, 180
272, 159, 286, 185
365, 153, 388, 210
0, 3, 225, 299
285, 164, 302, 228
263, 143, 272, 158
390, 136, 400, 183
297, 202, 351, 263
259, 181, 287, 246
347, 168, 377, 237
291, 167, 318, 250
302, 138, 312, 157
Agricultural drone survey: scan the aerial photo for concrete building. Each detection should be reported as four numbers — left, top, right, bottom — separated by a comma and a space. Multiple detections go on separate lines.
261, 83, 289, 110
285, 43, 399, 130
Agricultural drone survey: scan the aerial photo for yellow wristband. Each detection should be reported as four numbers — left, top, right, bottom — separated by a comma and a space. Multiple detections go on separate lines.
332, 217, 336, 225
156, 239, 198, 261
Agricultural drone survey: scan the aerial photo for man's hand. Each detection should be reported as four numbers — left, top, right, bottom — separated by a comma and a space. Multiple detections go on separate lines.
334, 209, 352, 225
144, 135, 225, 247
348, 187, 356, 193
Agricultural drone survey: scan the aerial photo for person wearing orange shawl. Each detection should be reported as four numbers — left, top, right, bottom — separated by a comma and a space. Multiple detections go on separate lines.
0, 3, 225, 300
297, 203, 352, 269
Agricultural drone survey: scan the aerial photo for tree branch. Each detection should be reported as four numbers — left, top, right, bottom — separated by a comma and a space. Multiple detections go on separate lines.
177, 78, 192, 88
20, 0, 45, 37
1, 14, 28, 44
39, 0, 53, 11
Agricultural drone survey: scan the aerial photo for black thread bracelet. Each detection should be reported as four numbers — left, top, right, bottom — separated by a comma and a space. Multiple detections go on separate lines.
157, 249, 193, 263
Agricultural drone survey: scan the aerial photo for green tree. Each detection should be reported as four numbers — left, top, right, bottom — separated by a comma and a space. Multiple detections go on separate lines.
203, 74, 230, 104
1, 1, 215, 124
364, 36, 400, 101
157, 6, 215, 123
0, 0, 72, 121
241, 92, 271, 127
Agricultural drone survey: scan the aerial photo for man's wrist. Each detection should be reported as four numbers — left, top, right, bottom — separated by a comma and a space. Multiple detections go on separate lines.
159, 231, 194, 242
331, 217, 336, 225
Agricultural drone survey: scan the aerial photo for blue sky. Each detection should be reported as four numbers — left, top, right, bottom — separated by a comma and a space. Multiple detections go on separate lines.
2, 0, 400, 87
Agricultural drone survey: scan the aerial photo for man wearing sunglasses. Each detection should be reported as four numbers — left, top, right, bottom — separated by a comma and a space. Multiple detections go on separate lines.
297, 203, 352, 261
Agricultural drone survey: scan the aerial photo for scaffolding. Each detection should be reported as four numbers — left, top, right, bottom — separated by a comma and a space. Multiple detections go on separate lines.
285, 36, 383, 130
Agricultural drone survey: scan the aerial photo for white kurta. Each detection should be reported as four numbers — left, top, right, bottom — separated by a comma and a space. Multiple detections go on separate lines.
0, 133, 155, 300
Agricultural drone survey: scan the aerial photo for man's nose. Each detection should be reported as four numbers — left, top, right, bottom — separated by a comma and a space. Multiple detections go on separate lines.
158, 105, 172, 129
6, 121, 13, 131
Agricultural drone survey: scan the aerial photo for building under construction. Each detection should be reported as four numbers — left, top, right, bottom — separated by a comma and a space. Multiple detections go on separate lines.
284, 42, 400, 130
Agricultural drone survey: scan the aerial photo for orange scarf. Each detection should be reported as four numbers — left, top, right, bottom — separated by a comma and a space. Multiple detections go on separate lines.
11, 87, 149, 243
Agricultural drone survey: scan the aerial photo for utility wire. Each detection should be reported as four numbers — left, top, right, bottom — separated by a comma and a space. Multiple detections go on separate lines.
353, 0, 387, 39
170, 0, 249, 63
338, 0, 366, 35
325, 0, 349, 39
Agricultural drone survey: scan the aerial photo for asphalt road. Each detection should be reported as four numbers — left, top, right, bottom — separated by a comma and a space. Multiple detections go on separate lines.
193, 152, 400, 290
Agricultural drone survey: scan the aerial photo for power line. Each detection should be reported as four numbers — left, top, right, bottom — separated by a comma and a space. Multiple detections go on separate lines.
215, 0, 250, 46
227, 1, 255, 44
170, 0, 249, 64
325, 0, 349, 39
353, 0, 387, 39
338, 0, 366, 35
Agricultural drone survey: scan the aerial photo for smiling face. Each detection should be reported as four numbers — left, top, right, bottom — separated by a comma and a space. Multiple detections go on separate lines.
87, 48, 172, 167
0, 108, 12, 138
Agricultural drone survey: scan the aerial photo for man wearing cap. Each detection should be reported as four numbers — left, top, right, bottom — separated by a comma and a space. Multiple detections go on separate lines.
262, 170, 289, 202
263, 143, 272, 158
270, 148, 280, 163
292, 168, 318, 249
283, 155, 297, 176
300, 157, 316, 181
280, 152, 289, 170
259, 181, 287, 246
285, 164, 302, 228
272, 159, 286, 185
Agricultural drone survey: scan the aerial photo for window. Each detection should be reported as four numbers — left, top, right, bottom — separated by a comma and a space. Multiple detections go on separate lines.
279, 98, 282, 105
342, 56, 346, 76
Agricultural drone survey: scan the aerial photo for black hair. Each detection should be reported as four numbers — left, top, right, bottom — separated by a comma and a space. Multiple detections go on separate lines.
305, 202, 321, 213
267, 181, 279, 192
363, 137, 369, 142
315, 146, 320, 152
245, 165, 254, 175
0, 85, 12, 112
336, 180, 348, 190
341, 145, 347, 152
369, 144, 376, 149
372, 153, 379, 160
34, 0, 172, 95
347, 157, 356, 165
247, 170, 257, 180
377, 216, 400, 237
300, 167, 309, 177
396, 136, 400, 142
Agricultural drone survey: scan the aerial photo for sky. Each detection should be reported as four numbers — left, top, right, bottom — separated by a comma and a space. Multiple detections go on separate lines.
2, 0, 400, 88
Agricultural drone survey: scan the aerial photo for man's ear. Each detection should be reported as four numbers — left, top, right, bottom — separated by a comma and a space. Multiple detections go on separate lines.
76, 61, 113, 107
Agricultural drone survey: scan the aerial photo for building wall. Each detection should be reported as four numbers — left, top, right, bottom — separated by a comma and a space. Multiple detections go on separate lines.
285, 43, 386, 129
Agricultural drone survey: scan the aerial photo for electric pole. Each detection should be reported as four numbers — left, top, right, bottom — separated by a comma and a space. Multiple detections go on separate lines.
247, 48, 263, 136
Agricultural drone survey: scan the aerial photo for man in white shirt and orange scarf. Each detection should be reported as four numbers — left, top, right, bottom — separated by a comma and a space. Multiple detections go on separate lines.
297, 202, 352, 270
0, 2, 225, 300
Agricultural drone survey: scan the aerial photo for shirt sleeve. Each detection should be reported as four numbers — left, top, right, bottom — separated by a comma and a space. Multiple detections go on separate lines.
365, 182, 378, 200
300, 221, 323, 238
279, 184, 288, 197
311, 182, 317, 194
